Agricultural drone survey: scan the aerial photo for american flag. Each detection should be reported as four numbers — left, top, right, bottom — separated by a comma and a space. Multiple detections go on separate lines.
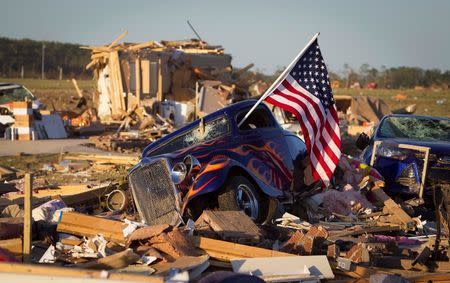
264, 39, 341, 185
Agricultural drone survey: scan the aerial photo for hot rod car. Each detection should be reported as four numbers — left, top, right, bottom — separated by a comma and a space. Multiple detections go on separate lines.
128, 100, 309, 225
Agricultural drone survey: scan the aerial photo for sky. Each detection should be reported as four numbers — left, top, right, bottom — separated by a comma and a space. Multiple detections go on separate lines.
1, 0, 450, 74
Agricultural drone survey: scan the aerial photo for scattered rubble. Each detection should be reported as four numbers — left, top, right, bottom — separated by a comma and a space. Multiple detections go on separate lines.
1, 147, 449, 282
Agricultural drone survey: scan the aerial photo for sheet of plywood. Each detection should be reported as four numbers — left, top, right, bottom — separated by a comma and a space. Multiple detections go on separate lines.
0, 238, 22, 257
0, 262, 164, 282
195, 210, 262, 241
189, 236, 294, 262
231, 255, 334, 280
0, 183, 115, 211
57, 212, 126, 244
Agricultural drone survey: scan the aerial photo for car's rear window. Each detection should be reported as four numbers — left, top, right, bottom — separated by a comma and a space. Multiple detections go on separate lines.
148, 115, 230, 157
378, 116, 450, 142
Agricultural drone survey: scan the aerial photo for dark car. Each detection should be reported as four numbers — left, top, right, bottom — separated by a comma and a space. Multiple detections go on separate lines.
356, 114, 450, 197
128, 100, 308, 226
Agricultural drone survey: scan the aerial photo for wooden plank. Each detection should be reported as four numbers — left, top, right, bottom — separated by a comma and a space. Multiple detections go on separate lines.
108, 51, 126, 116
57, 212, 126, 244
63, 153, 139, 165
157, 57, 163, 101
108, 31, 128, 49
0, 183, 115, 211
141, 59, 150, 94
23, 173, 32, 262
370, 184, 415, 230
0, 262, 163, 282
328, 225, 401, 240
128, 41, 157, 51
135, 58, 141, 105
71, 78, 83, 98
0, 238, 22, 258
409, 273, 450, 283
108, 52, 119, 115
189, 236, 294, 262
77, 249, 139, 270
60, 238, 83, 246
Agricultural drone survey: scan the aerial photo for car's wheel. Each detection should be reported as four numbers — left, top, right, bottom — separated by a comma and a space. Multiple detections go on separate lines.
217, 175, 267, 222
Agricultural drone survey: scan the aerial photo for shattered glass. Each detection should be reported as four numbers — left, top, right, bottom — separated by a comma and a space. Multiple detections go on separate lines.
149, 115, 229, 156
378, 116, 450, 142
183, 116, 229, 146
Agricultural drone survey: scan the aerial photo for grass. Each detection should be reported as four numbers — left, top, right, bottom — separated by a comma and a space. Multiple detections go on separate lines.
0, 77, 96, 112
0, 77, 95, 91
1, 78, 448, 117
334, 88, 449, 118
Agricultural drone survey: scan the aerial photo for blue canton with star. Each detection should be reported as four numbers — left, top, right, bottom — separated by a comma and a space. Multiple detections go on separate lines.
289, 40, 334, 108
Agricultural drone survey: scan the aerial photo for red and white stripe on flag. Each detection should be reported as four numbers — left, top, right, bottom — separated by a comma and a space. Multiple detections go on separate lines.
265, 75, 341, 185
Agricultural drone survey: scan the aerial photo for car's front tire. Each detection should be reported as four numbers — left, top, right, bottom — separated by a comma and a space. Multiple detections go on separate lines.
217, 175, 267, 222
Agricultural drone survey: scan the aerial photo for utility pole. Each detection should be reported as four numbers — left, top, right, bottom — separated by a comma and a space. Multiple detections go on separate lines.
41, 43, 45, 80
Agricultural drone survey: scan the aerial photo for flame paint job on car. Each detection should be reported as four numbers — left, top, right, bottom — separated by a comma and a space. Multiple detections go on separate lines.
131, 100, 307, 217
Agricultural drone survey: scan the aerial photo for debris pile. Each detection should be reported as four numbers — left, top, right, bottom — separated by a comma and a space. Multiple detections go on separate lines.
83, 31, 261, 128
335, 95, 417, 137
3, 101, 68, 140
1, 149, 449, 282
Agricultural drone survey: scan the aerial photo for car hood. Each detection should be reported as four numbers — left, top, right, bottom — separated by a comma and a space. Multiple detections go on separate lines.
377, 137, 450, 156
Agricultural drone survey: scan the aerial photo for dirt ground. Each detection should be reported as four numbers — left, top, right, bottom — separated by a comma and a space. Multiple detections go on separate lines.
0, 139, 104, 156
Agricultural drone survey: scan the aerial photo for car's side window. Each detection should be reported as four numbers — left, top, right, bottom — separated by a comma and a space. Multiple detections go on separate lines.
236, 106, 275, 130
149, 115, 229, 156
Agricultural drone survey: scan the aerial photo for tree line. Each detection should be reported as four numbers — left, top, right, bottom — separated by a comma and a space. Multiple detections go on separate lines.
0, 37, 91, 79
1, 36, 450, 88
329, 63, 450, 89
255, 63, 450, 89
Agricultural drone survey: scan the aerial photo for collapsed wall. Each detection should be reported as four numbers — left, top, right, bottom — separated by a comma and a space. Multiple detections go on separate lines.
84, 35, 253, 125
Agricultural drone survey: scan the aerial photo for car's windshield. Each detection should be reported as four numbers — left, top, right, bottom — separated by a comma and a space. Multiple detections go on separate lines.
0, 85, 34, 104
148, 115, 230, 157
378, 116, 450, 142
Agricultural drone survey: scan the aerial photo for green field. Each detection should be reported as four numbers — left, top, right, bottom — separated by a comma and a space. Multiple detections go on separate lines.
0, 77, 95, 91
1, 78, 448, 117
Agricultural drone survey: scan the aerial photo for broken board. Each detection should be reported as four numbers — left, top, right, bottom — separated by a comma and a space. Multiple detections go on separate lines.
231, 255, 334, 281
195, 210, 262, 241
57, 211, 126, 244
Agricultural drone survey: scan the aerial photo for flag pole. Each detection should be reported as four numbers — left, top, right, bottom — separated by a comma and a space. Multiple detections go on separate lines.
238, 32, 320, 128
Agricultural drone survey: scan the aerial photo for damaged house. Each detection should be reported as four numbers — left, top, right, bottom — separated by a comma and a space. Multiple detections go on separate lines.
85, 32, 257, 127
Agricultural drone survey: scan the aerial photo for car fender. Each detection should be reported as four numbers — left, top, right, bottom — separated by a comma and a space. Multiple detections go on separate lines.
181, 156, 283, 213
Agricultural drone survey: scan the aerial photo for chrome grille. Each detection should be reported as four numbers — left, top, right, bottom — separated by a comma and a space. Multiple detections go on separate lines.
129, 158, 181, 226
